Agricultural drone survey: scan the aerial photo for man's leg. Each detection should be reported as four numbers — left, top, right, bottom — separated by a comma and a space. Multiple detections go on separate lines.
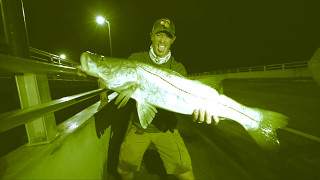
117, 124, 151, 180
154, 129, 194, 179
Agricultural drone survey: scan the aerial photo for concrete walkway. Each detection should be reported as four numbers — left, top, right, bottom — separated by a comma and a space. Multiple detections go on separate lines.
106, 79, 320, 180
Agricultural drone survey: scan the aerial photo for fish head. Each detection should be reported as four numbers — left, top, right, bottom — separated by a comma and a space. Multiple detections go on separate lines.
79, 51, 102, 77
80, 51, 137, 91
99, 61, 138, 91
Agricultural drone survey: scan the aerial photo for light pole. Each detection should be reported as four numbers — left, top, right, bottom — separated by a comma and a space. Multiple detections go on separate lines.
96, 16, 113, 57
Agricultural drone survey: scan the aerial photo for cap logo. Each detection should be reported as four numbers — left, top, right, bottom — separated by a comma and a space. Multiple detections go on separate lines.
160, 19, 171, 28
152, 18, 175, 36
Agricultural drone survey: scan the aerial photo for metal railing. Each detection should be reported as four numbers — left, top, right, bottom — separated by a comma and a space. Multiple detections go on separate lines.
0, 53, 78, 75
188, 61, 309, 77
0, 53, 104, 133
0, 88, 106, 132
29, 47, 80, 67
28, 47, 310, 79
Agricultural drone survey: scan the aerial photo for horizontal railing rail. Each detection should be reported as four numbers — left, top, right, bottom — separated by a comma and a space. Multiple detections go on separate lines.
0, 53, 78, 75
0, 88, 106, 132
28, 47, 310, 78
0, 52, 101, 134
0, 53, 97, 81
29, 47, 80, 66
188, 61, 309, 77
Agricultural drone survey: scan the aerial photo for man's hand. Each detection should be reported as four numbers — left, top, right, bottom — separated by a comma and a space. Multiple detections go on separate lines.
192, 109, 220, 125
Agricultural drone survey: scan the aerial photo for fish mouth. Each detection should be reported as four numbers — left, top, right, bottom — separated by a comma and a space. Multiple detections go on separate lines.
80, 52, 90, 71
79, 51, 100, 77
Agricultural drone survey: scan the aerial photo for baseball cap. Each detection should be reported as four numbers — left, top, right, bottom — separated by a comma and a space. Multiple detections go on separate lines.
152, 18, 175, 38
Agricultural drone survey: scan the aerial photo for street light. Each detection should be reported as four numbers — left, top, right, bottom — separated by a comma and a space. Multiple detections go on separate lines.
96, 16, 113, 57
57, 54, 66, 64
60, 54, 66, 59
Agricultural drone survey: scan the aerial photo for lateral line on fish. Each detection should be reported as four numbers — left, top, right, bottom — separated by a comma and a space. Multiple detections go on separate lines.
140, 66, 258, 123
139, 66, 203, 98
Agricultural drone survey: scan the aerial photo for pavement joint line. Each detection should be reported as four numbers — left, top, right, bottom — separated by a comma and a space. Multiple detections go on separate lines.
282, 127, 320, 143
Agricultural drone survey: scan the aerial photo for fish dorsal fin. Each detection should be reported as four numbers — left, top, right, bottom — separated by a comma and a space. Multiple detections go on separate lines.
196, 76, 225, 93
136, 101, 157, 129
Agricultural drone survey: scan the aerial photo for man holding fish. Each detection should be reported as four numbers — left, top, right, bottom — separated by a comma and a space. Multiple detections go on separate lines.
115, 18, 215, 180
79, 17, 287, 180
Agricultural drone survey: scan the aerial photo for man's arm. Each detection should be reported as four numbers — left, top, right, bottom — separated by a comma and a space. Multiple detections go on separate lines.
173, 62, 187, 77
128, 52, 147, 61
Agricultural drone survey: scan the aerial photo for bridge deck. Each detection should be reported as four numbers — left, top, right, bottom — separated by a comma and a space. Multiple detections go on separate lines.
106, 79, 320, 180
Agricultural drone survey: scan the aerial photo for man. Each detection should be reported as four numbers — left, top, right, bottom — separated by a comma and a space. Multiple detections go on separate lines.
309, 47, 320, 86
116, 18, 217, 180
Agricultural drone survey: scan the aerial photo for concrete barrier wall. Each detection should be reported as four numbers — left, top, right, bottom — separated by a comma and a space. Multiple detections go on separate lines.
0, 102, 111, 179
189, 68, 313, 80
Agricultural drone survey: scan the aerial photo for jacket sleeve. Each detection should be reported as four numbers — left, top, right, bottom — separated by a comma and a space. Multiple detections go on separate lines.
172, 61, 188, 77
128, 52, 146, 61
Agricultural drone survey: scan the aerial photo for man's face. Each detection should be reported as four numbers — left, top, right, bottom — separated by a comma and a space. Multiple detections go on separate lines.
151, 32, 176, 58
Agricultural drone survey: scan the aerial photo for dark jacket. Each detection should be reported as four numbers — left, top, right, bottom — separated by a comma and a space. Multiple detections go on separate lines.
128, 52, 187, 133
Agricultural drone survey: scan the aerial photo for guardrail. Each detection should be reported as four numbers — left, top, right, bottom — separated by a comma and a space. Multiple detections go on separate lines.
188, 61, 309, 77
0, 49, 98, 81
0, 50, 111, 179
29, 47, 79, 67
0, 53, 78, 75
29, 46, 310, 79
0, 88, 105, 132
0, 53, 104, 139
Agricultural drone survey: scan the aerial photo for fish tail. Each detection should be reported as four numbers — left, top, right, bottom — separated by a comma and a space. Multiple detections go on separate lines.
247, 109, 288, 150
217, 95, 288, 150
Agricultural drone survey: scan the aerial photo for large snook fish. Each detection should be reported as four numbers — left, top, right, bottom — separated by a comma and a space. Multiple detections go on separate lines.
79, 51, 288, 150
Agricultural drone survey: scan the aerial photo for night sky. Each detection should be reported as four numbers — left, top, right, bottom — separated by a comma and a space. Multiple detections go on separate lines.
23, 0, 320, 74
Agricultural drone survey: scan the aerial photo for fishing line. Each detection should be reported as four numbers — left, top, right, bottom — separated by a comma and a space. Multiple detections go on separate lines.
281, 127, 320, 143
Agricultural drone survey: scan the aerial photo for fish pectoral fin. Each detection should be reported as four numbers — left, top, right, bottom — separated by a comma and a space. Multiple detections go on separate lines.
136, 102, 157, 129
115, 86, 136, 109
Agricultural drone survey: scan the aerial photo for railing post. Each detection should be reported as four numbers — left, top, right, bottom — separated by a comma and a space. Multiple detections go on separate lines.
15, 74, 57, 144
2, 0, 57, 145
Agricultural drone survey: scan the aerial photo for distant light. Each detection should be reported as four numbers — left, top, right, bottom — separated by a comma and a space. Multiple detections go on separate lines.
96, 16, 106, 24
60, 54, 66, 59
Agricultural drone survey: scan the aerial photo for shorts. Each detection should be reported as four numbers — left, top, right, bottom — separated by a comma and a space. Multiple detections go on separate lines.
118, 124, 192, 175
